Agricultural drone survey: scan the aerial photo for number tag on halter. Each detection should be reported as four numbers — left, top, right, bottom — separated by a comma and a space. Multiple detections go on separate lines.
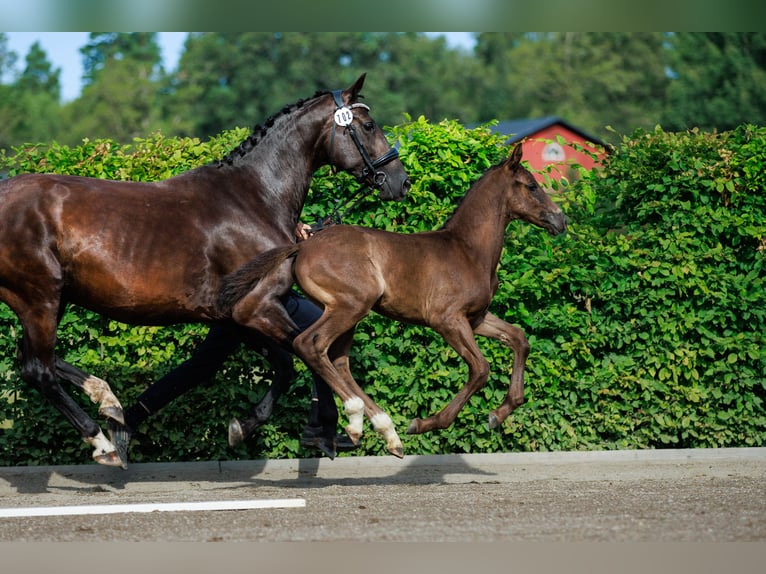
334, 107, 354, 127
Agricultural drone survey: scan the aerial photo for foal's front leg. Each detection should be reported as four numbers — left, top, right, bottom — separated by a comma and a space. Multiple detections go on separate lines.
407, 316, 490, 434
473, 312, 529, 429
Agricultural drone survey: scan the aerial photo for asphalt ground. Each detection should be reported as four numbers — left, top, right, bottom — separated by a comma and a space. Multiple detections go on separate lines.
1, 448, 764, 573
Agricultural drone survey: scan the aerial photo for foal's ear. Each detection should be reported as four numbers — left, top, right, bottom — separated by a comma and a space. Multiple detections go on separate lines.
507, 143, 523, 169
345, 73, 367, 103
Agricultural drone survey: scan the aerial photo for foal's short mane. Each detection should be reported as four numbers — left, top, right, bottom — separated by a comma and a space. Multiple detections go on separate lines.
215, 89, 330, 167
437, 160, 504, 230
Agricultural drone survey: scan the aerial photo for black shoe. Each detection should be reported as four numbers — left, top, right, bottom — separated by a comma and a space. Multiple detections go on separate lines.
300, 425, 359, 459
107, 419, 132, 470
335, 434, 359, 452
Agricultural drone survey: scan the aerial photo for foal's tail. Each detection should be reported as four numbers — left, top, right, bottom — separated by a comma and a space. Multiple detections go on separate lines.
217, 244, 300, 315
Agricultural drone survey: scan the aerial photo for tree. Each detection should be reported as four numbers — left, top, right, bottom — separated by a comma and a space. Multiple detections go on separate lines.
474, 33, 670, 140
0, 33, 17, 84
0, 38, 62, 149
17, 41, 61, 100
164, 32, 481, 139
62, 33, 164, 144
662, 33, 766, 131
10, 41, 62, 144
80, 32, 162, 86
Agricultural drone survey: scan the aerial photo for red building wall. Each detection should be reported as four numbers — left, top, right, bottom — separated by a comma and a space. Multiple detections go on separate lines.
517, 124, 605, 183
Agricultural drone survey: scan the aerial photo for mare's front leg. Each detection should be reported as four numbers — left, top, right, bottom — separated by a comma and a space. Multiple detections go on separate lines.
407, 316, 490, 435
473, 312, 529, 429
55, 358, 125, 425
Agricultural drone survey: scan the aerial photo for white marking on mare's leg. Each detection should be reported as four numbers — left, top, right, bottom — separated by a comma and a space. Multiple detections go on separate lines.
82, 375, 123, 413
84, 430, 116, 460
343, 397, 365, 443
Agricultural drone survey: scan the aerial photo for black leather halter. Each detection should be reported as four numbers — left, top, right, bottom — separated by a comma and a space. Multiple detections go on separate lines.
330, 89, 400, 189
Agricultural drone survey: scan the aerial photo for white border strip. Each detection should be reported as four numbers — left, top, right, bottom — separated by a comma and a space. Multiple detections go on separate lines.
0, 498, 305, 518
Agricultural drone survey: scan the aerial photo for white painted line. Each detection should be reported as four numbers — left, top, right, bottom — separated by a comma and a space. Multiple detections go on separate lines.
0, 498, 306, 518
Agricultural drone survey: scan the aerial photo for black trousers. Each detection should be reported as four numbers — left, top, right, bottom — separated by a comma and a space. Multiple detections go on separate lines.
124, 291, 338, 432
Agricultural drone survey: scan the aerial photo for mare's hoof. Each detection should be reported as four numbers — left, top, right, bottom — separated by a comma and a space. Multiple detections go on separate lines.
100, 406, 125, 426
228, 418, 244, 447
488, 412, 500, 430
93, 450, 124, 468
106, 420, 131, 469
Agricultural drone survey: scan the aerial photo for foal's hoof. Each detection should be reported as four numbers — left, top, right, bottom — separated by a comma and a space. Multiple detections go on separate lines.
388, 445, 405, 459
488, 412, 500, 430
93, 450, 124, 468
228, 418, 244, 447
406, 418, 421, 435
100, 406, 125, 426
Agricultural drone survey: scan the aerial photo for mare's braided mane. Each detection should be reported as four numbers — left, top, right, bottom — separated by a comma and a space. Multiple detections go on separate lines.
216, 90, 329, 167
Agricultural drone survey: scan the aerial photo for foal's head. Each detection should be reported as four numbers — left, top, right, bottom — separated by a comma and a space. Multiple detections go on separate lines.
502, 144, 567, 235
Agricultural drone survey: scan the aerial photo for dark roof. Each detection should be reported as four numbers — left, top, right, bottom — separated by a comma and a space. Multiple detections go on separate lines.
485, 116, 606, 146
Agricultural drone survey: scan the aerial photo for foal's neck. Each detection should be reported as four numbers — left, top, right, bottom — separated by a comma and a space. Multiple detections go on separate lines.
441, 172, 510, 269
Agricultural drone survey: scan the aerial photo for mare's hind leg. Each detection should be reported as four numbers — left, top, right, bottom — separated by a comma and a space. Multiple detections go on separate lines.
13, 304, 120, 466
228, 336, 296, 447
55, 358, 124, 425
407, 316, 490, 435
473, 312, 529, 429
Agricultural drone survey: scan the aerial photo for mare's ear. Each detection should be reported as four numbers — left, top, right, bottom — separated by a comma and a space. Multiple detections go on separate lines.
507, 143, 523, 169
344, 73, 367, 104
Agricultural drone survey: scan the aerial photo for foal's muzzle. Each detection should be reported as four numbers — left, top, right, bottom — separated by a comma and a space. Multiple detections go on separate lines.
543, 211, 568, 235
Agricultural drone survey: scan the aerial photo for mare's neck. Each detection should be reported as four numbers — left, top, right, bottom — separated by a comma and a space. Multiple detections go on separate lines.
216, 98, 327, 230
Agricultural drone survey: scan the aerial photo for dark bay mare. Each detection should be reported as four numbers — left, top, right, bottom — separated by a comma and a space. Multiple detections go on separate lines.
219, 144, 566, 457
0, 74, 410, 466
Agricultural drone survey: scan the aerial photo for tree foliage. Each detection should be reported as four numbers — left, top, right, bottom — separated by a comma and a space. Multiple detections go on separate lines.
2, 32, 766, 150
662, 33, 766, 131
0, 119, 763, 465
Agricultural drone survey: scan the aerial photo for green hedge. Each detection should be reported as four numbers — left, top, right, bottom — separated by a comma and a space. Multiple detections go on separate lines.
0, 119, 764, 466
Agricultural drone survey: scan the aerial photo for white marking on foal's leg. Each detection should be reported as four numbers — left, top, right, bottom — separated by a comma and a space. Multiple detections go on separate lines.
371, 412, 403, 455
82, 375, 123, 414
343, 397, 365, 443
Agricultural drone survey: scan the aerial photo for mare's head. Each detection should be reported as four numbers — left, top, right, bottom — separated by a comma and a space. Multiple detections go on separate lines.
323, 74, 410, 201
501, 143, 567, 235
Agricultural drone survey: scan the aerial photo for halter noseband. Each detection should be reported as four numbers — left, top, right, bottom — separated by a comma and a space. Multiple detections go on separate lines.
330, 89, 399, 189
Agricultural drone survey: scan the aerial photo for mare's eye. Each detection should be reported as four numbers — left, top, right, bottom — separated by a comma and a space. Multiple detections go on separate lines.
363, 121, 375, 132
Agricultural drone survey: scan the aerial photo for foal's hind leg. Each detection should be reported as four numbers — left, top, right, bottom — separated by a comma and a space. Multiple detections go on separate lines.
55, 358, 125, 425
473, 312, 529, 429
295, 314, 404, 458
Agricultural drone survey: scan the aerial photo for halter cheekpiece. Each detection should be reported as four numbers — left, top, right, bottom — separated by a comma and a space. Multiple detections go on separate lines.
314, 89, 401, 233
330, 89, 399, 189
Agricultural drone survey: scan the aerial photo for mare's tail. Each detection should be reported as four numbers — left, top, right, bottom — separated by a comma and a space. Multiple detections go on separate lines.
217, 244, 300, 315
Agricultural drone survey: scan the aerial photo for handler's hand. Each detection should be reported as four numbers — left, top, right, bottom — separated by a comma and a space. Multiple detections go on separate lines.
295, 222, 312, 242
